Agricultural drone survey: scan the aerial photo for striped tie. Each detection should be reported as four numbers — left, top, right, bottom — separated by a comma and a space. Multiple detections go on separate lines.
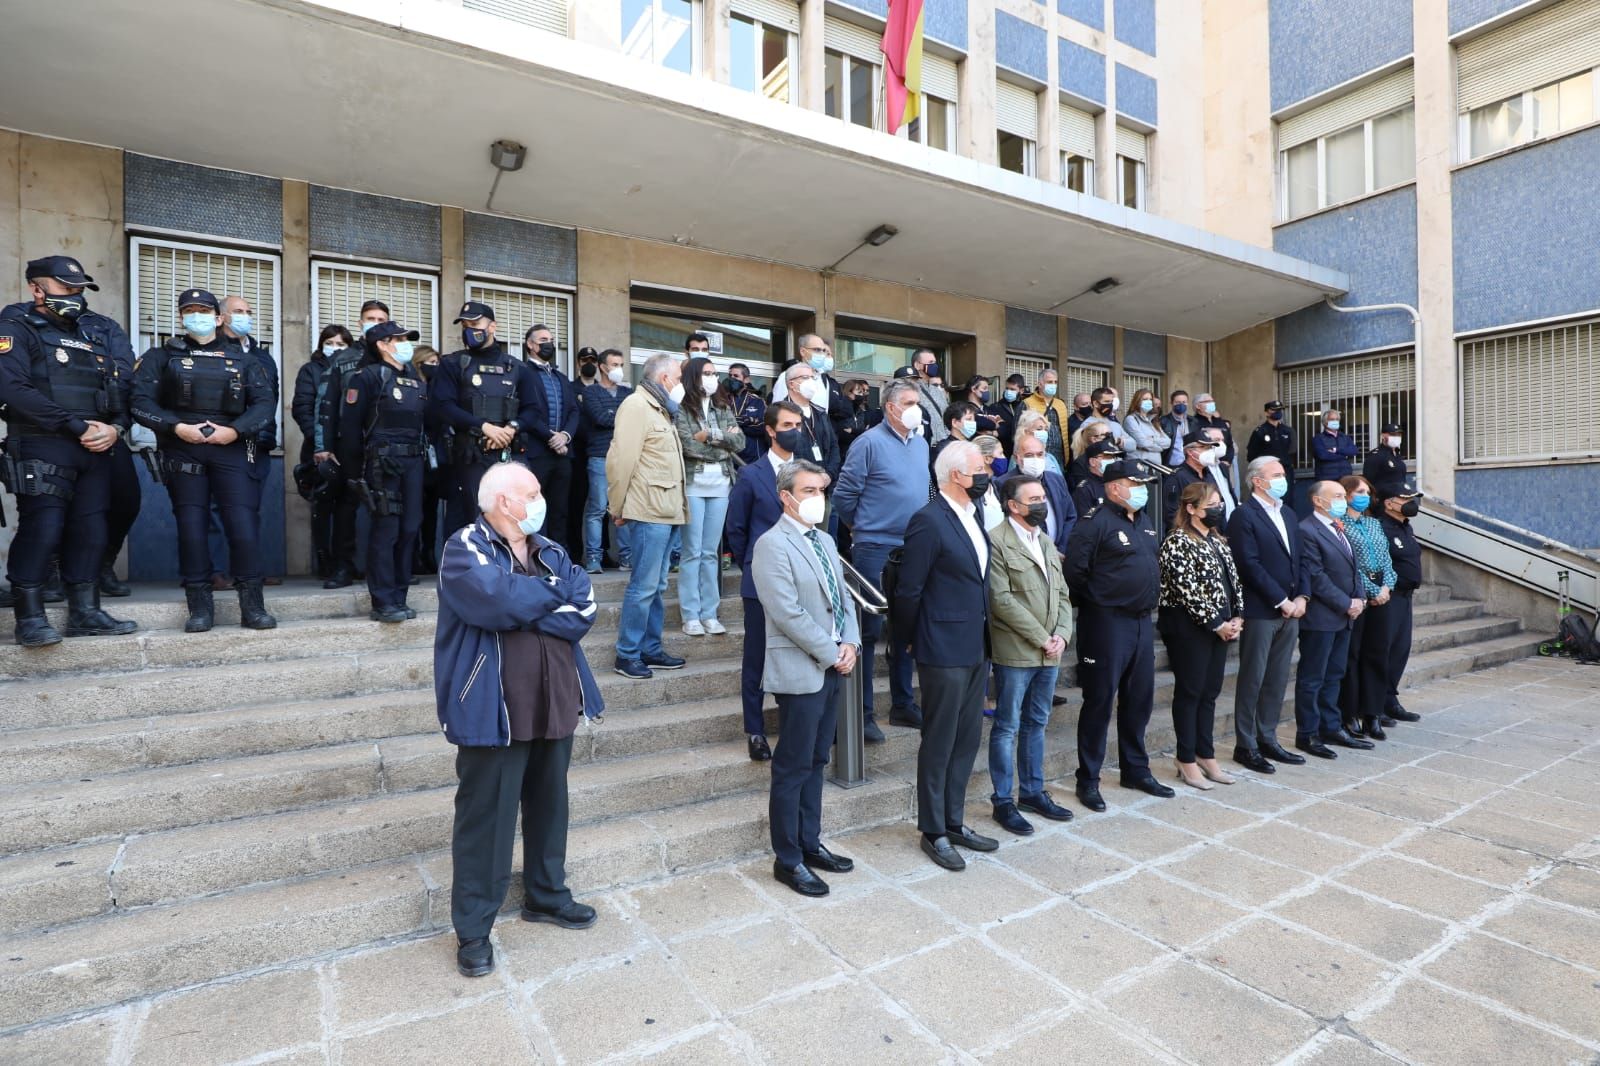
805, 529, 844, 622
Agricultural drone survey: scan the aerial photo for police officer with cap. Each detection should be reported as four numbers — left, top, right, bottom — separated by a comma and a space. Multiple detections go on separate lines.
133, 288, 277, 631
1363, 422, 1409, 500
0, 255, 138, 645
1071, 439, 1123, 516
340, 320, 430, 622
1377, 486, 1424, 724
1246, 399, 1296, 499
430, 301, 537, 533
1064, 458, 1175, 811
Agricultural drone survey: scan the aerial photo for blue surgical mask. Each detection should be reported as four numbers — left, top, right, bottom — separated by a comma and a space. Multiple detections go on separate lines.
1327, 420, 1341, 431
228, 312, 253, 336
1267, 476, 1289, 500
518, 497, 547, 536
1350, 493, 1371, 513
182, 311, 217, 336
1125, 485, 1150, 512
823, 355, 835, 374
808, 354, 828, 372
1033, 429, 1049, 444
1003, 388, 1019, 403
1329, 498, 1349, 519
362, 320, 381, 334
321, 343, 344, 358
1202, 401, 1217, 415
1139, 399, 1154, 414
392, 341, 415, 364
1043, 383, 1058, 398
976, 389, 990, 404
960, 419, 977, 439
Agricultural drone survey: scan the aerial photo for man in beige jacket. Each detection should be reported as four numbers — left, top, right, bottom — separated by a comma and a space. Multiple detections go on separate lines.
987, 473, 1076, 836
606, 354, 688, 679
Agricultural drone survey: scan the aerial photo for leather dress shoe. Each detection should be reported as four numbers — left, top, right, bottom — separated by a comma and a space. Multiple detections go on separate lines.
1233, 747, 1277, 774
803, 845, 853, 873
1018, 791, 1075, 822
992, 801, 1035, 836
1260, 740, 1306, 765
946, 825, 999, 851
643, 651, 686, 670
1388, 705, 1421, 722
1326, 728, 1375, 750
371, 605, 409, 623
888, 705, 923, 729
1379, 714, 1398, 727
1076, 784, 1107, 812
1121, 776, 1176, 798
748, 734, 772, 762
1362, 717, 1388, 741
1295, 737, 1338, 759
522, 900, 597, 928
863, 717, 886, 744
1051, 693, 1069, 707
775, 861, 829, 896
1343, 718, 1367, 738
457, 937, 494, 977
921, 834, 966, 870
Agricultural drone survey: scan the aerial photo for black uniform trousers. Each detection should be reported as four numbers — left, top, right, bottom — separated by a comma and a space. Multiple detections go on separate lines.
450, 736, 575, 941
6, 436, 111, 586
367, 455, 424, 610
770, 669, 839, 867
1075, 606, 1156, 785
916, 661, 987, 835
164, 440, 261, 585
104, 440, 141, 566
1383, 591, 1414, 712
524, 452, 573, 552
311, 476, 360, 576
741, 596, 769, 736
1158, 606, 1227, 763
1341, 603, 1392, 724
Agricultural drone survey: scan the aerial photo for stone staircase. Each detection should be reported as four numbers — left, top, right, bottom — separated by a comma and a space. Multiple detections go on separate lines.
0, 571, 1537, 1034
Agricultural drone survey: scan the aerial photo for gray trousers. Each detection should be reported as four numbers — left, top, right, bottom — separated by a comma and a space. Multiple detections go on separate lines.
916, 662, 987, 835
1232, 615, 1298, 751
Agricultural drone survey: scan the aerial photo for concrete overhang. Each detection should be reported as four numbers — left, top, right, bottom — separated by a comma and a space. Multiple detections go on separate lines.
0, 0, 1349, 341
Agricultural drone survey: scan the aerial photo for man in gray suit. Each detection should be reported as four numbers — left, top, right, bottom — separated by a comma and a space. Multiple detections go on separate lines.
752, 459, 861, 897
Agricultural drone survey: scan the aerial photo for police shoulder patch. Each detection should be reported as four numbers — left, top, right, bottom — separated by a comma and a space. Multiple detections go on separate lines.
346, 387, 360, 405
0, 336, 12, 354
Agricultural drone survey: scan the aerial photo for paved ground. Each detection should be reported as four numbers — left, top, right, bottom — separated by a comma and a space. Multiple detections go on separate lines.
7, 656, 1600, 1066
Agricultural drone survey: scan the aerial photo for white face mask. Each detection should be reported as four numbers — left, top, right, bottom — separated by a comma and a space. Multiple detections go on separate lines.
668, 381, 686, 404
1109, 395, 1120, 412
1198, 446, 1219, 467
1387, 435, 1403, 449
795, 494, 827, 527
898, 403, 923, 429
799, 378, 825, 403
701, 374, 720, 392
1019, 456, 1046, 477
607, 366, 625, 384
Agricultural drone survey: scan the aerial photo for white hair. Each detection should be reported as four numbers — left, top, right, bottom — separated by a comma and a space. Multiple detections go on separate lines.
935, 440, 980, 485
785, 361, 815, 385
477, 460, 536, 513
1015, 410, 1047, 436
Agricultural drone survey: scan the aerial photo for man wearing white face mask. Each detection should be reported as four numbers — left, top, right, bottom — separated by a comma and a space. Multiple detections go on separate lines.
996, 430, 1078, 560
782, 361, 841, 483
1163, 428, 1236, 531
579, 348, 632, 574
1362, 421, 1409, 500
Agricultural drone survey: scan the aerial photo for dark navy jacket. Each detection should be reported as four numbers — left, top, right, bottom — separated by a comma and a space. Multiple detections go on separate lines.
1312, 431, 1358, 480
580, 380, 631, 459
1298, 514, 1363, 632
1227, 494, 1302, 619
996, 467, 1078, 558
521, 359, 579, 460
892, 494, 991, 667
724, 454, 785, 600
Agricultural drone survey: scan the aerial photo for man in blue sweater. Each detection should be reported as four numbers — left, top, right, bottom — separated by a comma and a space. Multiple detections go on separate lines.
833, 379, 931, 741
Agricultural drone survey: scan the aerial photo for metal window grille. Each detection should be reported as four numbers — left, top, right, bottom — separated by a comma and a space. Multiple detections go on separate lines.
1066, 362, 1109, 397
1277, 349, 1415, 474
312, 261, 438, 351
1005, 353, 1054, 388
462, 0, 568, 34
465, 280, 575, 373
1123, 370, 1161, 399
1460, 318, 1600, 462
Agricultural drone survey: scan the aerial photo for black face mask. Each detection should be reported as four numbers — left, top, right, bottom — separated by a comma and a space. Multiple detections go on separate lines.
534, 341, 556, 361
772, 427, 803, 455
463, 326, 490, 350
963, 472, 991, 501
1021, 501, 1048, 528
1400, 498, 1421, 518
921, 362, 941, 379
728, 378, 746, 393
42, 292, 88, 322
1096, 402, 1113, 416
1268, 410, 1283, 421
579, 363, 597, 380
1076, 405, 1093, 419
1201, 505, 1226, 529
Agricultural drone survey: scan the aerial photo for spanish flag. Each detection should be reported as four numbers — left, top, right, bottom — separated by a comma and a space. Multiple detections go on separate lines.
882, 0, 924, 135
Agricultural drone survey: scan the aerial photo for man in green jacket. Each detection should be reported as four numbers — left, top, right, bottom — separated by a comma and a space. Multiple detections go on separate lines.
987, 474, 1076, 835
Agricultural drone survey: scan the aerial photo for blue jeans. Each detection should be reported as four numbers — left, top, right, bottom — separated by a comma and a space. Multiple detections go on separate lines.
850, 539, 916, 718
989, 663, 1059, 804
678, 494, 729, 621
1295, 626, 1351, 741
583, 457, 629, 565
617, 520, 674, 661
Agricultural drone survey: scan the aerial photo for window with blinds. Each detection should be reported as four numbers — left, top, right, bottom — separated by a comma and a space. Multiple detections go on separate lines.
996, 80, 1041, 139
465, 280, 575, 373
1460, 318, 1599, 463
1066, 362, 1109, 398
1457, 0, 1600, 114
1005, 353, 1054, 389
312, 261, 438, 350
1278, 349, 1416, 473
1123, 370, 1161, 399
463, 0, 567, 35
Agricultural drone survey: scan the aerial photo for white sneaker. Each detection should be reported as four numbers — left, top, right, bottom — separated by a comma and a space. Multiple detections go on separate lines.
682, 619, 706, 636
702, 618, 726, 635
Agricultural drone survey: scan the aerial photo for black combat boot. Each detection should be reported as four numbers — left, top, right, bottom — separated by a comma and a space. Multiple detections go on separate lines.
238, 580, 277, 630
98, 558, 132, 597
0, 585, 12, 609
42, 559, 65, 603
184, 584, 215, 633
63, 583, 138, 637
12, 585, 62, 647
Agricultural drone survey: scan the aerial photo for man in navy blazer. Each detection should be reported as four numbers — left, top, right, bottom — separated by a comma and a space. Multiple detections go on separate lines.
892, 440, 999, 871
519, 324, 580, 554
726, 402, 807, 762
1293, 480, 1374, 759
997, 430, 1078, 558
1226, 458, 1310, 775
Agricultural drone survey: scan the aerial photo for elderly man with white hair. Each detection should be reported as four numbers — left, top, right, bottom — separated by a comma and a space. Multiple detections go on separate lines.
434, 461, 605, 980
779, 359, 841, 482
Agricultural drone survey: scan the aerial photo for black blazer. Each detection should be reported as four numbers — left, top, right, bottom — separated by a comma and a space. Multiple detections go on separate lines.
1227, 495, 1301, 619
892, 495, 990, 668
1297, 514, 1362, 632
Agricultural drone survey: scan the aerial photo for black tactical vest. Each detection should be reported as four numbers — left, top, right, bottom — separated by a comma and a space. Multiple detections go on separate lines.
456, 350, 519, 424
159, 345, 247, 419
25, 317, 118, 420
367, 367, 427, 438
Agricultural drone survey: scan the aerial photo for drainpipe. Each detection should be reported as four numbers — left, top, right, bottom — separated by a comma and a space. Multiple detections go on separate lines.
1322, 296, 1425, 493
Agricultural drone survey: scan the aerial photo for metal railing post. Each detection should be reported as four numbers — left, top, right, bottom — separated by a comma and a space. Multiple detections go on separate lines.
830, 598, 867, 788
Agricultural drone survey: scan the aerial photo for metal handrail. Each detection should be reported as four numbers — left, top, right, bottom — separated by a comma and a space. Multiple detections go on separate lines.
840, 557, 889, 615
1423, 496, 1600, 566
1413, 502, 1599, 615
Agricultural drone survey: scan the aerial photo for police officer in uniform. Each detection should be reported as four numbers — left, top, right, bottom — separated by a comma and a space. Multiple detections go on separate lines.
430, 301, 537, 534
1246, 399, 1296, 501
133, 288, 278, 633
316, 300, 391, 588
1071, 439, 1122, 516
1363, 422, 1409, 500
0, 256, 139, 646
339, 321, 430, 623
1063, 458, 1175, 811
1377, 487, 1424, 724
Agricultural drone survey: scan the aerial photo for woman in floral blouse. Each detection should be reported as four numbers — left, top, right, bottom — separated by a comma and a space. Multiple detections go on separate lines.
1338, 474, 1397, 740
1157, 481, 1244, 790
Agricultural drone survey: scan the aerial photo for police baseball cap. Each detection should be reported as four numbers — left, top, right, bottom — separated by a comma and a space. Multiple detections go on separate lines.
1381, 421, 1403, 434
26, 255, 99, 291
891, 365, 918, 380
452, 300, 495, 323
176, 288, 219, 311
1264, 399, 1285, 411
1085, 439, 1124, 459
1102, 458, 1158, 484
366, 321, 420, 342
1183, 427, 1223, 448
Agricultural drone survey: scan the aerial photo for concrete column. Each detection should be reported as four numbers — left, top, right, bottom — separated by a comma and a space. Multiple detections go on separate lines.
1056, 314, 1070, 370
1199, 0, 1274, 245
1039, 32, 1062, 185
1112, 325, 1126, 394
962, 0, 998, 164
281, 181, 312, 575
576, 230, 632, 357
798, 0, 824, 111
705, 0, 730, 84
1413, 0, 1455, 500
441, 207, 466, 321
1210, 322, 1275, 428
1165, 337, 1207, 397
1096, 2, 1118, 201
571, 0, 620, 47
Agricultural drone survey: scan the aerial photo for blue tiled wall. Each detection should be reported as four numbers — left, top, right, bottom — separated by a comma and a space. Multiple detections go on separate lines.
1006, 306, 1058, 355
1113, 0, 1157, 55
1449, 0, 1527, 35
1123, 328, 1167, 371
310, 187, 441, 266
833, 0, 886, 17
1069, 318, 1114, 364
1059, 39, 1107, 105
1273, 186, 1419, 364
1457, 464, 1600, 549
1268, 0, 1413, 111
1115, 63, 1158, 126
125, 155, 282, 247
923, 0, 968, 50
1058, 0, 1104, 30
996, 10, 1048, 82
1452, 126, 1600, 334
465, 213, 578, 286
